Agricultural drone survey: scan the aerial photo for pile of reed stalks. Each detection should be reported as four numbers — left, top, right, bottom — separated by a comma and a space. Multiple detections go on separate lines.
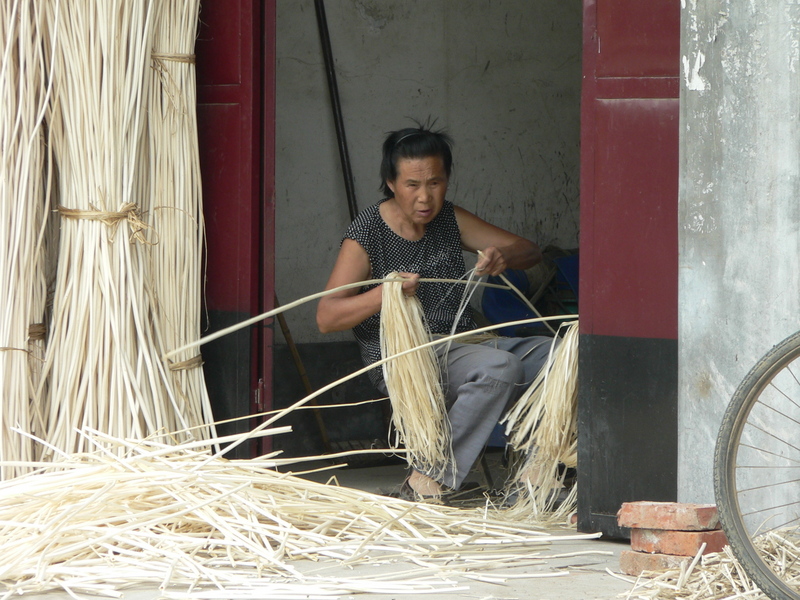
0, 429, 603, 599
619, 534, 800, 600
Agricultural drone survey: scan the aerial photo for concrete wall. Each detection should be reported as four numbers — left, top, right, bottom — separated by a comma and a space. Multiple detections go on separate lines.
679, 2, 800, 503
275, 0, 582, 345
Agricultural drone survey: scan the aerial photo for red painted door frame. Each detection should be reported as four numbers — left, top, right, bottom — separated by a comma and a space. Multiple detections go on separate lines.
195, 1, 276, 457
260, 4, 277, 456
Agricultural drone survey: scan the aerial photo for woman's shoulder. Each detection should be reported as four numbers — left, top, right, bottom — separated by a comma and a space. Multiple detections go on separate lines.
430, 199, 457, 228
344, 200, 387, 243
352, 200, 386, 226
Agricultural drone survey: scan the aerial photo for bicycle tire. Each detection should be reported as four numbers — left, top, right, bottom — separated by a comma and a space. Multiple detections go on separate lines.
714, 330, 800, 600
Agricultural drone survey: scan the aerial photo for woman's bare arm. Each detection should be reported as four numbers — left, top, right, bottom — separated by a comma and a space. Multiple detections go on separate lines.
316, 238, 419, 333
454, 206, 542, 276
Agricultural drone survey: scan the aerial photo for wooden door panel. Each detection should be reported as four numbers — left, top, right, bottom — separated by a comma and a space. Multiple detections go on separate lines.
196, 2, 243, 86
596, 0, 680, 77
592, 98, 679, 339
581, 0, 680, 340
197, 103, 255, 312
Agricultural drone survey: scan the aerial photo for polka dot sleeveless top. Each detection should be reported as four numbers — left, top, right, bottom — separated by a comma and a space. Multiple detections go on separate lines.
344, 199, 476, 386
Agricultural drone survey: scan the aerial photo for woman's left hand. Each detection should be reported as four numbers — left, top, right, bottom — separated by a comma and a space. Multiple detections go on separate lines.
475, 247, 508, 277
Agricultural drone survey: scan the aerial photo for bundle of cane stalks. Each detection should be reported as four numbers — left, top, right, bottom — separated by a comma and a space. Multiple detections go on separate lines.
0, 0, 214, 473
0, 0, 53, 479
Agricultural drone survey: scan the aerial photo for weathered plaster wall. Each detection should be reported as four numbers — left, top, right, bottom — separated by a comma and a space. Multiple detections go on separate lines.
275, 0, 581, 344
679, 1, 800, 502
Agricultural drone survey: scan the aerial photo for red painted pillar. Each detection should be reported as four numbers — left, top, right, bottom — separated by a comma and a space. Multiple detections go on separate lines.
578, 0, 680, 538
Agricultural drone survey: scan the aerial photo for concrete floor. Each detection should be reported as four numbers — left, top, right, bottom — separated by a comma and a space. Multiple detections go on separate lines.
19, 455, 638, 600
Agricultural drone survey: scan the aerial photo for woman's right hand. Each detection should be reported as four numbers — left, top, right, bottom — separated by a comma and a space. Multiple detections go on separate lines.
317, 239, 379, 333
397, 272, 421, 297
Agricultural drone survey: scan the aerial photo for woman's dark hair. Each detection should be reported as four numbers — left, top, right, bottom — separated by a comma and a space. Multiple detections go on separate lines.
380, 124, 453, 198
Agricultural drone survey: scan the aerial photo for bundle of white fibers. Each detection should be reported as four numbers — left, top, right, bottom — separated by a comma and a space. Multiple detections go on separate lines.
37, 0, 190, 457
145, 0, 215, 441
380, 274, 453, 480
502, 320, 579, 522
0, 0, 52, 478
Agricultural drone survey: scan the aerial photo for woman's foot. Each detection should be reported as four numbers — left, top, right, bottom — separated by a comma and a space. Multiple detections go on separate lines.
408, 470, 443, 497
408, 471, 442, 498
396, 470, 446, 504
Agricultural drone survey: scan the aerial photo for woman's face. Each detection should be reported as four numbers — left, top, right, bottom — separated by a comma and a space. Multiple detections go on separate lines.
387, 156, 448, 226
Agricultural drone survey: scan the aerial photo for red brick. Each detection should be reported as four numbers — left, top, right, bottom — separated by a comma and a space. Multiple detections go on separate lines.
619, 550, 688, 577
631, 528, 728, 556
617, 501, 720, 531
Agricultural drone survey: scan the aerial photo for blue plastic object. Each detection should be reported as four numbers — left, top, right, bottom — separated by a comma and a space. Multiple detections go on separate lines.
554, 254, 579, 298
480, 269, 539, 337
487, 422, 507, 447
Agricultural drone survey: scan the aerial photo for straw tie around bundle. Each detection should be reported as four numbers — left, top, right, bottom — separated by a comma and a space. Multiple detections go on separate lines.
380, 273, 453, 481
27, 323, 46, 341
57, 203, 156, 245
151, 52, 196, 64
167, 355, 204, 371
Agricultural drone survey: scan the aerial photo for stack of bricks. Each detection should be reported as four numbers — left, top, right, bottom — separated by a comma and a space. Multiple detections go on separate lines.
617, 501, 729, 576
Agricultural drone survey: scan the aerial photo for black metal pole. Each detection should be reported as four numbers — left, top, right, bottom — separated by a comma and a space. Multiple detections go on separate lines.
314, 0, 358, 221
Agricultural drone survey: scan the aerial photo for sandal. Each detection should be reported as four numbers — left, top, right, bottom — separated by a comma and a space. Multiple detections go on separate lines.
395, 480, 485, 505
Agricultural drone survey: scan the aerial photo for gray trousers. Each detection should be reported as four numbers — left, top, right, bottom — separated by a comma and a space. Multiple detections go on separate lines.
378, 335, 556, 490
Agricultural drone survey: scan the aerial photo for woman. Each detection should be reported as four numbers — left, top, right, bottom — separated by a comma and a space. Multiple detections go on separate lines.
316, 124, 554, 501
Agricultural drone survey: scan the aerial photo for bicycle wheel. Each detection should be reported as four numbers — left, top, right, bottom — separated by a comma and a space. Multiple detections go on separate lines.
715, 330, 800, 600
